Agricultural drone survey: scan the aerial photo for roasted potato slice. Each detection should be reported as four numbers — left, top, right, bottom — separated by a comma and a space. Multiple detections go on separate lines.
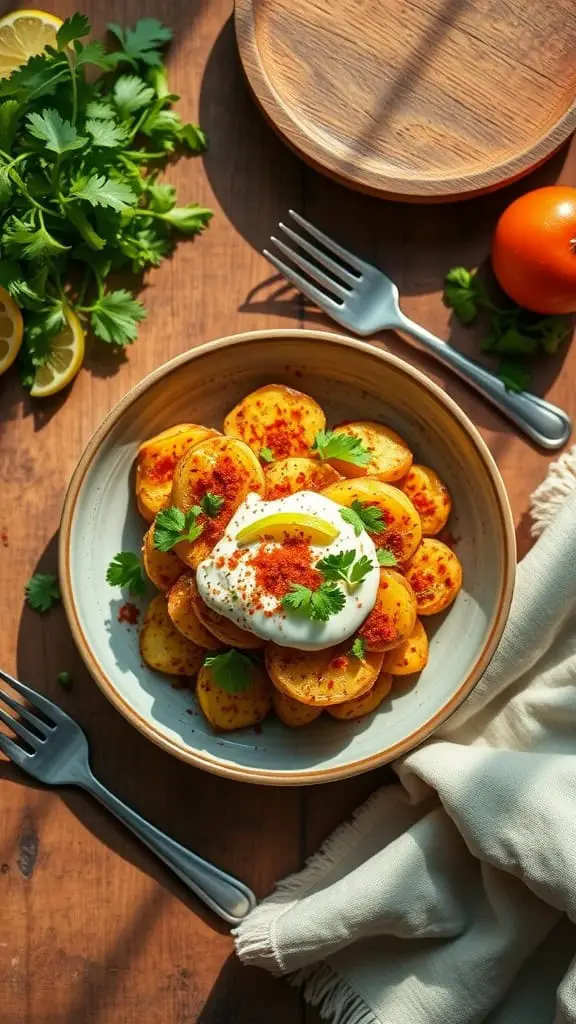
358, 569, 417, 652
223, 384, 325, 459
327, 421, 412, 482
142, 524, 183, 591
171, 436, 266, 568
136, 424, 219, 522
265, 641, 383, 707
140, 594, 204, 676
322, 478, 422, 563
197, 659, 272, 731
383, 619, 429, 675
327, 671, 393, 719
402, 464, 451, 536
404, 539, 463, 615
182, 571, 265, 650
265, 457, 342, 500
272, 690, 323, 727
167, 573, 225, 649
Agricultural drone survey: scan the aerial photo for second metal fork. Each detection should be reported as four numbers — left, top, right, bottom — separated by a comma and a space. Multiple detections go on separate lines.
265, 210, 572, 451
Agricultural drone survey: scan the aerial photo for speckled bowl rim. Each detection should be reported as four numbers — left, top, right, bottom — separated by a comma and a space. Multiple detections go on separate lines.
59, 329, 516, 785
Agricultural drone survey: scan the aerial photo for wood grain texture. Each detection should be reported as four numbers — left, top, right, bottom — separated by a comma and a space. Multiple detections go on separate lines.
235, 0, 576, 200
0, 0, 575, 1021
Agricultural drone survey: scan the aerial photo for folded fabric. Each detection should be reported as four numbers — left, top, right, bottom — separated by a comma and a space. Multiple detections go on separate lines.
235, 447, 576, 1024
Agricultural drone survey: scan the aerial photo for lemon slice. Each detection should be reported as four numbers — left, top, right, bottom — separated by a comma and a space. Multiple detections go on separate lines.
0, 9, 62, 78
0, 285, 23, 377
30, 309, 85, 397
237, 513, 339, 545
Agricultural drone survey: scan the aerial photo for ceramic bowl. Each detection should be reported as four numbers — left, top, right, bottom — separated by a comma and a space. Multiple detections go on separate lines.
59, 330, 516, 785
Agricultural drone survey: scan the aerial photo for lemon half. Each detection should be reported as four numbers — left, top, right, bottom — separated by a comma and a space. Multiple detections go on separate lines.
0, 9, 62, 78
0, 284, 23, 377
30, 308, 85, 397
236, 513, 339, 545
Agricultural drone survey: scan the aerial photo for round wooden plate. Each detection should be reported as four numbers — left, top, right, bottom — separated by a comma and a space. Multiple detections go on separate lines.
235, 0, 576, 201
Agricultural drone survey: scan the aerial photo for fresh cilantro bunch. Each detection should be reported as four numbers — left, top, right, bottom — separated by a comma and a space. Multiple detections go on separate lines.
443, 267, 571, 393
0, 13, 211, 389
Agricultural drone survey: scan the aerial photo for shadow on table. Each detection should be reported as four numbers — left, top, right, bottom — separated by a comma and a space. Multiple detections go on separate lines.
197, 955, 307, 1024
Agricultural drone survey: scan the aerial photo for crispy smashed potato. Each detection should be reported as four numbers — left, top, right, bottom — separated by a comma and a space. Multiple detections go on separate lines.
197, 660, 272, 731
167, 574, 225, 649
265, 457, 341, 500
327, 421, 412, 482
142, 524, 183, 591
272, 690, 323, 727
136, 424, 219, 522
402, 464, 451, 536
183, 571, 265, 650
171, 436, 266, 568
140, 595, 204, 676
404, 539, 463, 615
358, 569, 417, 652
224, 384, 325, 459
265, 641, 383, 707
327, 671, 393, 719
383, 618, 429, 675
322, 477, 421, 563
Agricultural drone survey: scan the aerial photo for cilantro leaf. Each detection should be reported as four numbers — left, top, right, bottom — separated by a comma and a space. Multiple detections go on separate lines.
71, 174, 136, 211
25, 573, 60, 612
147, 183, 176, 213
350, 637, 366, 659
155, 204, 213, 233
3, 215, 70, 260
90, 290, 147, 345
0, 167, 12, 208
497, 361, 532, 393
0, 100, 20, 152
203, 650, 253, 693
443, 266, 488, 325
178, 122, 207, 153
107, 18, 173, 67
376, 547, 398, 566
26, 109, 87, 154
75, 40, 115, 70
113, 75, 155, 116
349, 555, 374, 585
201, 492, 224, 517
282, 582, 346, 622
312, 429, 371, 466
316, 550, 355, 582
86, 118, 129, 148
259, 447, 275, 464
106, 552, 147, 595
340, 501, 386, 536
153, 506, 203, 552
56, 13, 90, 50
85, 99, 116, 119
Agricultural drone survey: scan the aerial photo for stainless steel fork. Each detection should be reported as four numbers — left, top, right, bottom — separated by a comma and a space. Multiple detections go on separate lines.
0, 668, 256, 925
265, 210, 572, 451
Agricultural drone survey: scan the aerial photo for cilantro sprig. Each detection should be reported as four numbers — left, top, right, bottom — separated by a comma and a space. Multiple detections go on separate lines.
200, 492, 224, 517
350, 637, 366, 659
312, 430, 371, 467
376, 547, 398, 567
25, 572, 61, 612
203, 650, 254, 693
153, 506, 203, 552
106, 551, 147, 595
282, 582, 346, 622
0, 13, 212, 392
340, 501, 386, 536
316, 550, 374, 587
259, 447, 275, 464
443, 266, 571, 392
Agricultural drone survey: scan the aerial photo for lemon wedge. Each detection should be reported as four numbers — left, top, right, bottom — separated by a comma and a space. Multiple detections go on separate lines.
0, 285, 23, 377
30, 308, 85, 397
0, 10, 62, 78
237, 513, 339, 545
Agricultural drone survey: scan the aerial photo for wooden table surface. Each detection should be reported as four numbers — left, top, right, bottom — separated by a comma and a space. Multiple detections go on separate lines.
0, 2, 575, 1022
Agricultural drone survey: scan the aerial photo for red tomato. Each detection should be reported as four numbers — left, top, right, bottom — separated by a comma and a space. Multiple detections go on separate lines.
492, 186, 576, 314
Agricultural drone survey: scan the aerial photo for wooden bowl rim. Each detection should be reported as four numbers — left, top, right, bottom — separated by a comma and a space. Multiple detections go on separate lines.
59, 329, 516, 785
234, 0, 576, 201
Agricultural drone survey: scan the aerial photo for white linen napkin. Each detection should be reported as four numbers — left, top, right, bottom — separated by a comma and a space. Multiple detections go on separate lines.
235, 447, 576, 1024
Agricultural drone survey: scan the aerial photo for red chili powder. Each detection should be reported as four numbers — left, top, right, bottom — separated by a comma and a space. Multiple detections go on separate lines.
145, 451, 180, 485
411, 491, 437, 518
330, 656, 348, 670
186, 454, 245, 541
248, 540, 322, 600
118, 602, 140, 625
359, 610, 396, 646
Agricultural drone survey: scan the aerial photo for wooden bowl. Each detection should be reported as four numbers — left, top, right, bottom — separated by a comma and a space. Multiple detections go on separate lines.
59, 330, 515, 785
235, 0, 576, 201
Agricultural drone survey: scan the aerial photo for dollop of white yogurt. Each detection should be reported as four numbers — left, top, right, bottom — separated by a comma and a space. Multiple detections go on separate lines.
196, 490, 379, 650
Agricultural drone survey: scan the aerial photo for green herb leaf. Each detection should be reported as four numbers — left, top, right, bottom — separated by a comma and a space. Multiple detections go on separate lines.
56, 13, 90, 50
26, 109, 87, 153
259, 447, 274, 464
85, 118, 129, 148
106, 552, 147, 595
57, 670, 73, 690
113, 74, 155, 116
156, 204, 213, 233
340, 501, 386, 536
350, 636, 366, 659
90, 289, 147, 345
443, 266, 489, 325
312, 429, 371, 467
282, 582, 346, 622
178, 122, 207, 153
147, 182, 176, 212
349, 554, 374, 585
153, 506, 203, 552
0, 100, 21, 152
203, 649, 253, 693
71, 174, 137, 211
3, 215, 70, 260
315, 549, 356, 582
376, 547, 398, 566
75, 40, 115, 70
497, 361, 532, 393
25, 572, 60, 612
107, 18, 173, 67
201, 492, 224, 517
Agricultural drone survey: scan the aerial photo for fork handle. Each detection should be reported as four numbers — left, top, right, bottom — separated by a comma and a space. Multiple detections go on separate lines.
81, 774, 256, 925
397, 314, 572, 451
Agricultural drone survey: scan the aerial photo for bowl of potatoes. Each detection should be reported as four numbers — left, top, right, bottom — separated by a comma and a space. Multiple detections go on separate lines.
60, 329, 515, 785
